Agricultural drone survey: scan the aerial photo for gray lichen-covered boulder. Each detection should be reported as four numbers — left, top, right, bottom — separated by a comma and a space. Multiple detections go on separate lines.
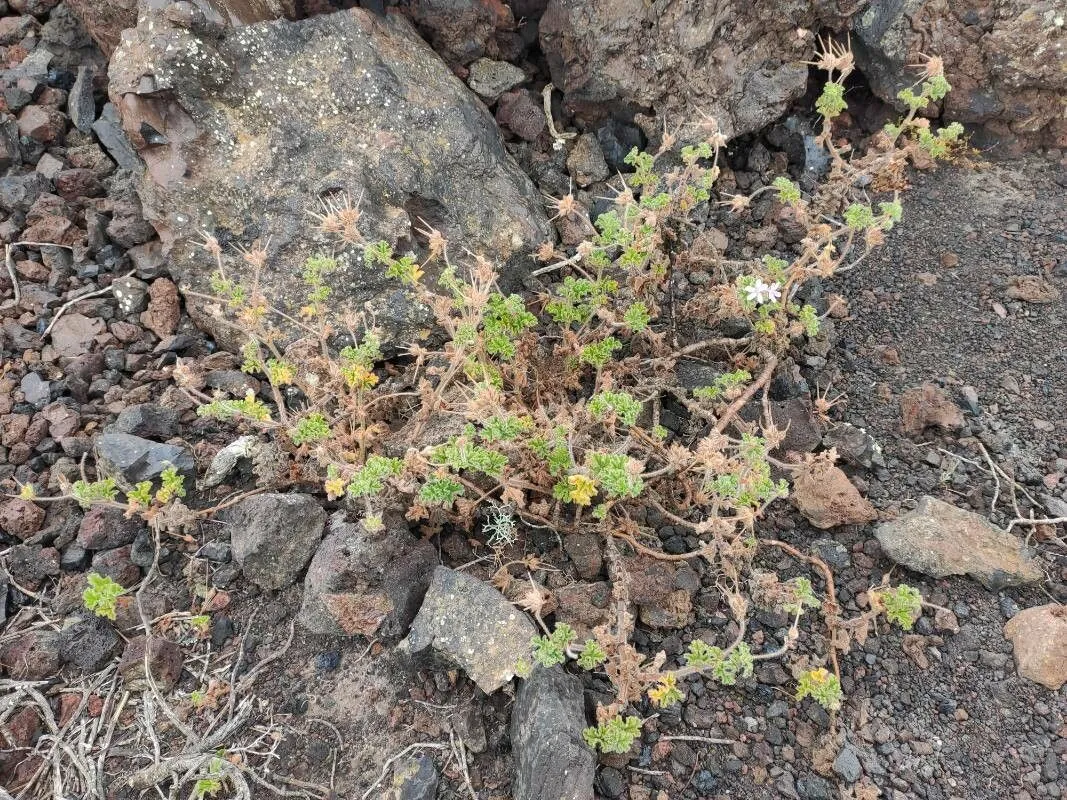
852, 0, 1067, 146
108, 5, 552, 352
297, 512, 437, 639
511, 666, 595, 800
539, 0, 850, 139
222, 492, 326, 590
402, 566, 536, 694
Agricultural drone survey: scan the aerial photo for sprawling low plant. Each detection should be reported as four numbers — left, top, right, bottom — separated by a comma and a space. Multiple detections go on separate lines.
167, 41, 958, 753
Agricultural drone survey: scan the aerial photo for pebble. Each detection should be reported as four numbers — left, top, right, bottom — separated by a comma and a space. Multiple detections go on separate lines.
833, 746, 863, 784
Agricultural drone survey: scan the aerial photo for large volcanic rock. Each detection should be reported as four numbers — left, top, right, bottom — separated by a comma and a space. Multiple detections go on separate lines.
852, 0, 1067, 147
108, 5, 552, 351
538, 0, 849, 139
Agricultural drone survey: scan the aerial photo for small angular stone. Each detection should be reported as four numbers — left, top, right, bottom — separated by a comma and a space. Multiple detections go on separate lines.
0, 498, 46, 540
118, 635, 183, 691
68, 66, 96, 133
792, 459, 876, 529
95, 432, 195, 485
1003, 604, 1067, 690
403, 566, 536, 693
224, 493, 326, 591
77, 505, 145, 550
0, 630, 61, 680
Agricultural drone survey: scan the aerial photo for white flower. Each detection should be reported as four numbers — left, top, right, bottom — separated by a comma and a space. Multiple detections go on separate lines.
744, 279, 782, 305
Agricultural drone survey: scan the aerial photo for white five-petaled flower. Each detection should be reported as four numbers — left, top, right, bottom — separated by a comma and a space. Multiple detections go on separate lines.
744, 279, 782, 306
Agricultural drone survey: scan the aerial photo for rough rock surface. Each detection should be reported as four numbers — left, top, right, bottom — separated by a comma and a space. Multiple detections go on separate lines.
900, 383, 965, 437
387, 754, 439, 800
117, 635, 183, 691
223, 493, 326, 590
852, 0, 1067, 146
875, 495, 1044, 590
792, 459, 877, 529
539, 0, 848, 139
406, 0, 518, 67
404, 566, 536, 694
511, 666, 595, 800
67, 0, 296, 55
1003, 604, 1067, 690
95, 432, 196, 485
108, 7, 552, 351
297, 513, 437, 638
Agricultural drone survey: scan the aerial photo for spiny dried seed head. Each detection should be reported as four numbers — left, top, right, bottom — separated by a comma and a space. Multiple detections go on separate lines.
471, 254, 496, 286
911, 53, 944, 78
239, 243, 268, 271
199, 232, 222, 256
547, 192, 579, 220
415, 220, 447, 257
614, 185, 636, 207
536, 240, 558, 262
721, 194, 752, 213
808, 35, 855, 76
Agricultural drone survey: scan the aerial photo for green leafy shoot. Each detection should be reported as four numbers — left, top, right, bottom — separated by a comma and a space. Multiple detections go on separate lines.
648, 673, 684, 708
693, 369, 751, 401
579, 337, 622, 369
583, 715, 641, 754
365, 240, 423, 286
546, 277, 618, 327
588, 391, 642, 427
209, 272, 246, 307
480, 414, 533, 442
196, 391, 273, 423
783, 577, 820, 616
289, 412, 331, 446
264, 359, 295, 386
772, 176, 802, 205
70, 478, 119, 509
529, 429, 572, 476
340, 330, 382, 390
346, 455, 403, 498
796, 667, 843, 711
127, 481, 153, 507
576, 639, 607, 670
432, 434, 508, 478
843, 203, 875, 230
816, 81, 847, 119
622, 302, 652, 332
796, 304, 821, 337
418, 474, 465, 507
191, 757, 228, 799
531, 623, 576, 668
587, 452, 643, 498
83, 572, 124, 620
483, 293, 537, 360
155, 465, 186, 505
684, 641, 754, 686
874, 584, 923, 630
